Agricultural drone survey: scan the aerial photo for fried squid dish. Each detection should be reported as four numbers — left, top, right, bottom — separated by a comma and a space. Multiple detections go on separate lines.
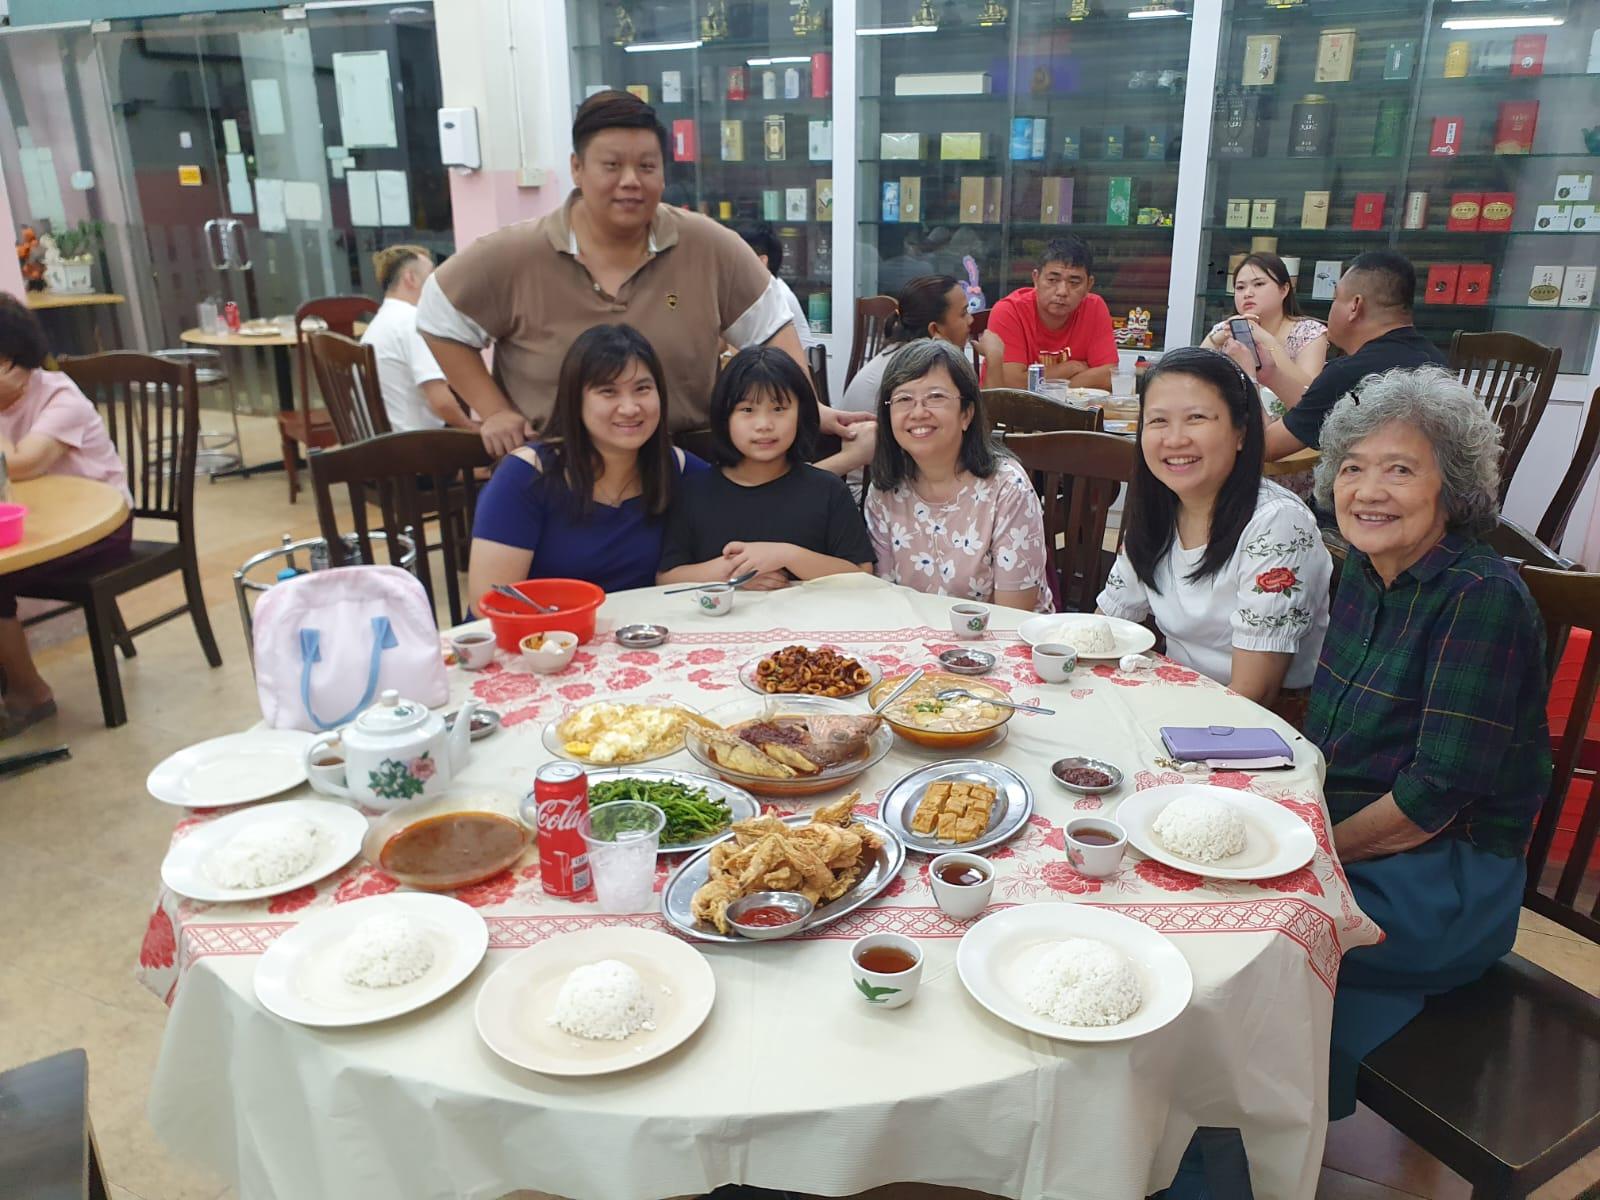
690, 794, 882, 933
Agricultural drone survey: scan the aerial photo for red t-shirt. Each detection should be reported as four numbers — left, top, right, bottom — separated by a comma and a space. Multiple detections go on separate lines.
987, 288, 1119, 370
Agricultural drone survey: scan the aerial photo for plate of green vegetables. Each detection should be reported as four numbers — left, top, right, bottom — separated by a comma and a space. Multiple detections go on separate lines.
584, 768, 760, 854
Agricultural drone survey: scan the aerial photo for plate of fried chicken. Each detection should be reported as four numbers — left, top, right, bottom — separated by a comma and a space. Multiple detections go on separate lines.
662, 794, 905, 944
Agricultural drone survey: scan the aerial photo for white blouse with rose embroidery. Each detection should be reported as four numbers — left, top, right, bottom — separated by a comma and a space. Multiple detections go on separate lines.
865, 456, 1054, 613
1096, 481, 1332, 689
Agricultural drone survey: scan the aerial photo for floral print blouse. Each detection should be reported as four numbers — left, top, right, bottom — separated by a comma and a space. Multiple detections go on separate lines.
865, 457, 1054, 613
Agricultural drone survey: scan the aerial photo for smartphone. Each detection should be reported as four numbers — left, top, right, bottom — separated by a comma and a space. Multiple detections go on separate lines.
1228, 316, 1263, 370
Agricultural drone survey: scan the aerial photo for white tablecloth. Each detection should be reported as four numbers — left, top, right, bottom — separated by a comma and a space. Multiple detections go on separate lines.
139, 577, 1379, 1200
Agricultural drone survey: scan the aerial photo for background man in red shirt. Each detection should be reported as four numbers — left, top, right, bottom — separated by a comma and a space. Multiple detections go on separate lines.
987, 235, 1119, 392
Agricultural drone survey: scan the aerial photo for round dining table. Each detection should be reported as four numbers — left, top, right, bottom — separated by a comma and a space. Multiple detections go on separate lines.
0, 475, 128, 576
138, 576, 1378, 1200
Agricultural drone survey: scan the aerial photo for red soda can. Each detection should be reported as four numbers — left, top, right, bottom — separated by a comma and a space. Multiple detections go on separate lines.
223, 300, 241, 332
534, 762, 592, 897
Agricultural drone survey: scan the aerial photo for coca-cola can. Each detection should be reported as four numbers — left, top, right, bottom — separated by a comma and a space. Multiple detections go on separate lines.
223, 300, 241, 332
534, 762, 592, 897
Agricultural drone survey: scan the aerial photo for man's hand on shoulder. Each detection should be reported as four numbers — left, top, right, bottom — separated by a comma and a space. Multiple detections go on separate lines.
821, 406, 875, 440
480, 410, 534, 459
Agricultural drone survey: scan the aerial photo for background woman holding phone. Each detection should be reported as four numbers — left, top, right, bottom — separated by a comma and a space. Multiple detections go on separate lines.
1205, 252, 1327, 414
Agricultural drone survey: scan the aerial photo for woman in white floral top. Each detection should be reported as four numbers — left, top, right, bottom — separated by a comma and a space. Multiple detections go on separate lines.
1097, 347, 1331, 710
864, 340, 1052, 613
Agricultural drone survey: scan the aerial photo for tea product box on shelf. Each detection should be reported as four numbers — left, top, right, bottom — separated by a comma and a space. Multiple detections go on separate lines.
1061, 128, 1081, 160
626, 84, 650, 103
1104, 126, 1126, 160
881, 181, 901, 223
1495, 101, 1538, 154
1312, 260, 1342, 299
1315, 29, 1357, 84
983, 177, 1002, 224
1510, 34, 1546, 77
785, 187, 808, 221
940, 132, 986, 160
1041, 177, 1073, 223
1425, 264, 1460, 305
896, 177, 918, 222
783, 68, 803, 100
1373, 99, 1405, 157
1383, 41, 1416, 80
672, 119, 697, 161
880, 132, 925, 160
726, 67, 748, 101
1140, 128, 1166, 160
1301, 191, 1331, 230
1528, 266, 1564, 306
1479, 193, 1515, 232
959, 177, 984, 223
811, 52, 831, 98
1216, 94, 1263, 157
1107, 176, 1132, 226
1251, 199, 1277, 229
1458, 264, 1492, 306
808, 120, 832, 161
661, 71, 682, 103
1447, 193, 1482, 231
894, 72, 993, 95
1571, 205, 1599, 233
1352, 193, 1386, 231
1243, 34, 1280, 86
763, 116, 787, 161
1561, 266, 1596, 308
1402, 192, 1429, 230
1226, 198, 1252, 228
762, 190, 781, 221
1289, 97, 1333, 157
720, 121, 744, 162
1556, 174, 1594, 202
1429, 116, 1464, 157
1534, 205, 1571, 232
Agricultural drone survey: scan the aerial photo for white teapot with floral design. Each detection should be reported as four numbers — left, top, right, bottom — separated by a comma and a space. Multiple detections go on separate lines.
304, 689, 480, 811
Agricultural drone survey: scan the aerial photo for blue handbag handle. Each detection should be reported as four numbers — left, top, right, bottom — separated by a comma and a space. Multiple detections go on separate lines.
298, 616, 397, 730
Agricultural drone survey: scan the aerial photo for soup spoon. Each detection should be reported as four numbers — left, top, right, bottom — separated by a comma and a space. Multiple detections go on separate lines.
662, 570, 759, 596
935, 687, 1055, 716
491, 584, 558, 614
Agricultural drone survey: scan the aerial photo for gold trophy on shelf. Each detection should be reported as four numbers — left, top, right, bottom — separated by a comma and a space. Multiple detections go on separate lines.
792, 0, 825, 36
915, 0, 938, 25
1067, 0, 1091, 20
611, 4, 635, 46
977, 0, 1009, 26
700, 0, 728, 41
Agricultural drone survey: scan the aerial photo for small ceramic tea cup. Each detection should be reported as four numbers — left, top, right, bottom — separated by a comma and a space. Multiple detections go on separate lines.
450, 630, 497, 670
1032, 641, 1078, 683
849, 933, 923, 1009
928, 852, 995, 921
950, 603, 990, 639
306, 743, 346, 793
1064, 817, 1128, 879
696, 584, 735, 617
520, 630, 578, 674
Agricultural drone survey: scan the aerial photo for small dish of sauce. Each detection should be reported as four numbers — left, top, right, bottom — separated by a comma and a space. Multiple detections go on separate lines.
1058, 766, 1113, 789
936, 862, 989, 887
856, 946, 918, 974
734, 905, 803, 928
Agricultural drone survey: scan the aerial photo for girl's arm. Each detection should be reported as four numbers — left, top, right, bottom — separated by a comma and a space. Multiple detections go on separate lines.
993, 587, 1041, 612
722, 541, 871, 581
657, 558, 737, 585
466, 539, 534, 606
1227, 647, 1294, 709
1, 431, 67, 479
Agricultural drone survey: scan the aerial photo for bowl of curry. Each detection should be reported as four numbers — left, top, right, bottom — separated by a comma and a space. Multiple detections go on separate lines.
362, 792, 531, 892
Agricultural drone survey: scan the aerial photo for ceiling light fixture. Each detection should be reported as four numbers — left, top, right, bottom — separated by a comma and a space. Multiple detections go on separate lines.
856, 24, 939, 36
1440, 15, 1563, 27
623, 39, 704, 53
1127, 6, 1185, 18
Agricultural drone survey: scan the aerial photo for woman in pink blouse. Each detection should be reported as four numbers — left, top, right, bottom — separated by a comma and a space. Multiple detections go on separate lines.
0, 295, 131, 737
864, 340, 1052, 613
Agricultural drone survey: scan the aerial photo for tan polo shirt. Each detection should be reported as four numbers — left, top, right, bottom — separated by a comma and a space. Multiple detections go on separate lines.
417, 192, 788, 430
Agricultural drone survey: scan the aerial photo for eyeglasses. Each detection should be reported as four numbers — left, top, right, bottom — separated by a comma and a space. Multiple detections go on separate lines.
885, 389, 960, 411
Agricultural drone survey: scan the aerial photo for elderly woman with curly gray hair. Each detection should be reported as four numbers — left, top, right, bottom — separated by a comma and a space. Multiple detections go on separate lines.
1305, 365, 1553, 1122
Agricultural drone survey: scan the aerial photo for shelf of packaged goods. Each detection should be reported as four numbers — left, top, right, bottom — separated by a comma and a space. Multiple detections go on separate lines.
1198, 290, 1597, 314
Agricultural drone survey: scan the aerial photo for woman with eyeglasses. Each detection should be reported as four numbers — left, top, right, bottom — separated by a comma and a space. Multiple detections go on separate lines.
863, 340, 1051, 613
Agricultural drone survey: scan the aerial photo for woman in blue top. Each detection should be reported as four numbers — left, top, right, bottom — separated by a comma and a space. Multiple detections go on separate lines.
468, 323, 706, 599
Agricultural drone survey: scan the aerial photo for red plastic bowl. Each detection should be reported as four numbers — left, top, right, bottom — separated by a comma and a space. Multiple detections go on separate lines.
0, 503, 26, 549
479, 578, 605, 652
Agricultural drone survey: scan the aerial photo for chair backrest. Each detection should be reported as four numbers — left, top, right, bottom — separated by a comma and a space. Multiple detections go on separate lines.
1003, 430, 1137, 612
308, 429, 492, 627
984, 387, 1106, 435
295, 294, 381, 423
846, 295, 897, 386
1488, 376, 1539, 504
967, 308, 990, 376
308, 330, 389, 445
1449, 330, 1561, 492
58, 351, 198, 530
0, 1049, 109, 1198
1519, 564, 1600, 944
1488, 516, 1577, 573
1537, 386, 1600, 553
807, 341, 831, 407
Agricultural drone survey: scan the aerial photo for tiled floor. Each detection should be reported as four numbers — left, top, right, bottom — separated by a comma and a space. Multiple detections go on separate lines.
2, 417, 1596, 1200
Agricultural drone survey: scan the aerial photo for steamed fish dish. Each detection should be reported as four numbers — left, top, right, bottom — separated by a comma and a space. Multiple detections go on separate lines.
691, 711, 881, 779
1152, 794, 1247, 863
548, 959, 656, 1041
691, 794, 882, 933
1024, 938, 1142, 1027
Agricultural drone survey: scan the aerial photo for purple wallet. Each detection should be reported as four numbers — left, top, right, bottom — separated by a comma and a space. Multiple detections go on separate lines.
1159, 725, 1294, 762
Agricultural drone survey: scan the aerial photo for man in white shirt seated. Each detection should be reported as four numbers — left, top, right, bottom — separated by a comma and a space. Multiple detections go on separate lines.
736, 222, 822, 353
361, 245, 477, 433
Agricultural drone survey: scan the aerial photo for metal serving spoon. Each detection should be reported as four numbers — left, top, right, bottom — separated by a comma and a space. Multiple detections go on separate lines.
491, 583, 558, 614
871, 668, 925, 714
935, 687, 1055, 716
661, 569, 760, 596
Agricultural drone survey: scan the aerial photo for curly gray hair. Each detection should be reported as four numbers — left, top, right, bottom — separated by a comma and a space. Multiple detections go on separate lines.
1311, 365, 1502, 537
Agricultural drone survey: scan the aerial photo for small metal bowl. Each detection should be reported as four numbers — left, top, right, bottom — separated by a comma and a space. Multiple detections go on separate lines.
615, 623, 669, 649
724, 891, 815, 941
1050, 756, 1125, 795
444, 707, 501, 741
938, 648, 996, 676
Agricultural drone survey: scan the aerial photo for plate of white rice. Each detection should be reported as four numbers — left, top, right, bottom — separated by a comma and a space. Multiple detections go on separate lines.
474, 927, 715, 1076
956, 903, 1192, 1042
1116, 784, 1317, 881
159, 798, 368, 902
253, 892, 489, 1027
1017, 614, 1155, 659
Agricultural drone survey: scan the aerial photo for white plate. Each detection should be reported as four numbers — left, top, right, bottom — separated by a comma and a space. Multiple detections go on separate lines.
160, 798, 369, 903
956, 902, 1192, 1042
539, 698, 698, 767
585, 767, 759, 854
1064, 386, 1111, 403
474, 927, 715, 1076
146, 730, 316, 808
1116, 784, 1317, 881
253, 893, 487, 1027
737, 649, 882, 699
1017, 613, 1156, 658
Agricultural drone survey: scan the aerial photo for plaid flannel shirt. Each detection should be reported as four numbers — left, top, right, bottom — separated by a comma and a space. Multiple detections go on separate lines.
1306, 533, 1551, 858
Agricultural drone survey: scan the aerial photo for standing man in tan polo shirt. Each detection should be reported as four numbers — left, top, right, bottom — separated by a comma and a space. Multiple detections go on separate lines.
419, 90, 869, 458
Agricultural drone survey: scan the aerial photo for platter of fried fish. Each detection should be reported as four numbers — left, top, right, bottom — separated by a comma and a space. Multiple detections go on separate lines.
661, 794, 905, 944
682, 695, 894, 797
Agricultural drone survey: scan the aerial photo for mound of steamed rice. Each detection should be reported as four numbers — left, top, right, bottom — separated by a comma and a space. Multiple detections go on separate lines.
339, 914, 435, 988
204, 817, 319, 888
1062, 618, 1116, 655
1023, 938, 1142, 1027
548, 959, 657, 1041
1152, 794, 1247, 863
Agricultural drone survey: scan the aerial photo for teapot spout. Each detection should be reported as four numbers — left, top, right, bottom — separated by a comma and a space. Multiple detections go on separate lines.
448, 698, 481, 772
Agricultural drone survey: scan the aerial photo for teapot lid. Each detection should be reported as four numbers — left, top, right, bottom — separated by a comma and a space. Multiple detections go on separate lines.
355, 689, 429, 736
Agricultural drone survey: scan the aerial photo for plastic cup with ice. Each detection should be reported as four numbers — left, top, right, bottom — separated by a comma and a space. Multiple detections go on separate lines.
580, 801, 666, 913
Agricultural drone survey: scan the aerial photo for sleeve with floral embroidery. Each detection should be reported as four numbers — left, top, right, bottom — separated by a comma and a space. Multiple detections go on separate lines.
1096, 549, 1149, 621
1230, 497, 1331, 653
989, 462, 1050, 596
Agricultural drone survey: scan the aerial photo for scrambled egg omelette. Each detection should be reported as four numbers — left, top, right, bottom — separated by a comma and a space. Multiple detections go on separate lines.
556, 702, 687, 764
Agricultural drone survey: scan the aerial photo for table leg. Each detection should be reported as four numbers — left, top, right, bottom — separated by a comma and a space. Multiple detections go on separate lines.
210, 345, 303, 480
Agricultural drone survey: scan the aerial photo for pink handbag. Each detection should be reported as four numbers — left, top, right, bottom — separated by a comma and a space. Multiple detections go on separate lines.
252, 565, 447, 731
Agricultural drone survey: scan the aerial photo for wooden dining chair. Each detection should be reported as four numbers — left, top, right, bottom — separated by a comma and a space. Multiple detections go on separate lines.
846, 295, 897, 386
1536, 386, 1600, 554
1488, 517, 1577, 573
32, 353, 221, 727
1355, 566, 1600, 1199
807, 342, 831, 407
984, 387, 1105, 436
1449, 330, 1561, 500
0, 1049, 111, 1198
1003, 430, 1136, 613
967, 308, 990, 377
309, 429, 492, 627
307, 330, 389, 446
281, 295, 381, 503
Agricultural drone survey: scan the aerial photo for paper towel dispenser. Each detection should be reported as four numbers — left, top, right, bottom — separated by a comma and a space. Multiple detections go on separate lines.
438, 106, 481, 170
